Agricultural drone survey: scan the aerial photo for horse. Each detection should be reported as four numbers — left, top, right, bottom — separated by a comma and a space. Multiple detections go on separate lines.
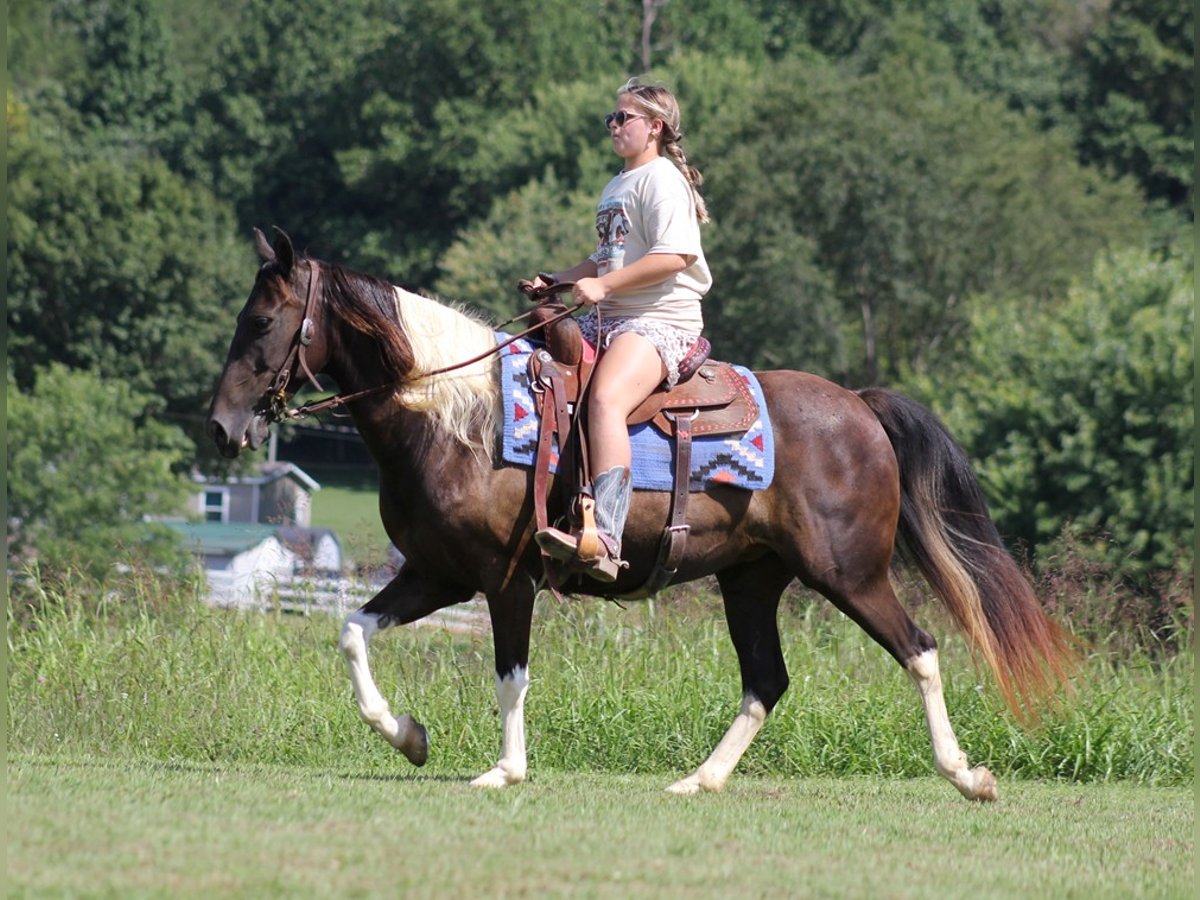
208, 228, 1074, 800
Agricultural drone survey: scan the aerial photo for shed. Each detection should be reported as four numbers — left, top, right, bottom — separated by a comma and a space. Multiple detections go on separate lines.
191, 462, 321, 526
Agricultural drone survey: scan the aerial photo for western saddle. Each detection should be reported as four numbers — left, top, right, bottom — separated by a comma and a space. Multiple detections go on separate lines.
522, 284, 759, 598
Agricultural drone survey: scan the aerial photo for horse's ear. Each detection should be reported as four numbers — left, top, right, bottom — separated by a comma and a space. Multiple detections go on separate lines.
271, 226, 295, 276
253, 227, 275, 264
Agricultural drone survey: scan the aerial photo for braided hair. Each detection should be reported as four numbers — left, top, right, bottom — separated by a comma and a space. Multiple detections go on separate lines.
618, 79, 710, 224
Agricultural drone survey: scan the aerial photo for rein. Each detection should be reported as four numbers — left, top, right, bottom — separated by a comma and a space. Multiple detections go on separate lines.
268, 262, 584, 422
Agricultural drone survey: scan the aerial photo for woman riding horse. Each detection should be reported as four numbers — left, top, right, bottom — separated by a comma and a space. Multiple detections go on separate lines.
207, 226, 1074, 800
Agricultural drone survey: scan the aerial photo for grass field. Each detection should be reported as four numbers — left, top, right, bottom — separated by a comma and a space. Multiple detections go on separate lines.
303, 467, 389, 567
7, 571, 1194, 897
8, 756, 1193, 898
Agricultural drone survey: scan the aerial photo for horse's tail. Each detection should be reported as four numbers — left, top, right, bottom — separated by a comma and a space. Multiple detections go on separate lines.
857, 388, 1076, 720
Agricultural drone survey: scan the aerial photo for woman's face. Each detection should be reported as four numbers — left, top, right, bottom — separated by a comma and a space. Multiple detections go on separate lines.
607, 96, 659, 168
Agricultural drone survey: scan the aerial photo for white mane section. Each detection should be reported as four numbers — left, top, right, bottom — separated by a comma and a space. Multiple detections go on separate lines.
391, 286, 500, 451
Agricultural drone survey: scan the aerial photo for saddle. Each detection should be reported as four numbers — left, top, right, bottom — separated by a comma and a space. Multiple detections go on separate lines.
523, 296, 759, 598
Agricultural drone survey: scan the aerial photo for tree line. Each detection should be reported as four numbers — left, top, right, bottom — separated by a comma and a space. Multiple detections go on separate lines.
6, 0, 1193, 606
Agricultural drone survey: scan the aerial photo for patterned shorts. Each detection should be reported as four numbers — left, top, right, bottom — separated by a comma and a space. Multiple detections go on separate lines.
577, 312, 700, 388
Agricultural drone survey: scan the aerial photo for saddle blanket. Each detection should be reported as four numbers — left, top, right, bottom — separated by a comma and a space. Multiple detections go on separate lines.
499, 335, 774, 492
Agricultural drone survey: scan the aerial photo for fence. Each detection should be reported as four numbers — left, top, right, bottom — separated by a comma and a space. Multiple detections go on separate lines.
202, 568, 487, 634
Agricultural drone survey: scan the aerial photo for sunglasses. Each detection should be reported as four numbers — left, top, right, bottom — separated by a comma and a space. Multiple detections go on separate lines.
604, 110, 646, 128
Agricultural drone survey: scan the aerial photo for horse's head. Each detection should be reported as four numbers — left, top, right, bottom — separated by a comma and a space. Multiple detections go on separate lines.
207, 227, 328, 458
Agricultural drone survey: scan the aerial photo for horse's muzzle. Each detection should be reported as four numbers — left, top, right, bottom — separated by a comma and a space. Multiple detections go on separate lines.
207, 413, 268, 458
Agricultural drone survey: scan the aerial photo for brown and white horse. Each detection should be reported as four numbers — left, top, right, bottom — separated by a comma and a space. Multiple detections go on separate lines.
207, 228, 1074, 799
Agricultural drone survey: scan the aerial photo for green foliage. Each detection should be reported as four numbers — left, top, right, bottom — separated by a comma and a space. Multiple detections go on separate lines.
6, 103, 248, 438
324, 0, 633, 281
906, 247, 1194, 596
748, 0, 886, 59
6, 366, 193, 578
5, 0, 1188, 602
1068, 0, 1194, 208
172, 0, 393, 235
72, 0, 186, 145
435, 171, 600, 320
700, 45, 1145, 381
653, 0, 769, 65
7, 0, 88, 89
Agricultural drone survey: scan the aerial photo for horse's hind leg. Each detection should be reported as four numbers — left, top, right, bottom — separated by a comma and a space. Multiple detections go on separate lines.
339, 565, 474, 765
667, 558, 794, 795
821, 571, 998, 801
907, 647, 998, 801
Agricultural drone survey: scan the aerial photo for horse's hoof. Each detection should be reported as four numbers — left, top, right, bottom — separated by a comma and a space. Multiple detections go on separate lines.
470, 765, 524, 789
967, 765, 999, 802
397, 714, 428, 767
665, 777, 702, 796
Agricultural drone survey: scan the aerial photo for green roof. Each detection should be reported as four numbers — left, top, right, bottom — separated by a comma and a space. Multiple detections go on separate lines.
164, 522, 283, 554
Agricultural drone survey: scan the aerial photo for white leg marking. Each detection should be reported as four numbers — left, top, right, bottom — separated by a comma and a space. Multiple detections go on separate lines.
470, 667, 530, 788
908, 649, 998, 801
666, 694, 767, 795
339, 611, 425, 761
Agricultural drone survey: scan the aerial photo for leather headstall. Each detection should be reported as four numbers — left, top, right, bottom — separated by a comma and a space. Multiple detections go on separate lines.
265, 260, 327, 423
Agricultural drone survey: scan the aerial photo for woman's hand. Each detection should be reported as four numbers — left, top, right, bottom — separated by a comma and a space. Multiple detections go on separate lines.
572, 276, 609, 306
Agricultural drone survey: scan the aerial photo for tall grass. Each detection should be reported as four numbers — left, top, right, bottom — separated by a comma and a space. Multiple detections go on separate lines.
7, 569, 1192, 785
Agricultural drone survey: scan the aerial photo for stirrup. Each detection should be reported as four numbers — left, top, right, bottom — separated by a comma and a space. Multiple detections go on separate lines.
575, 532, 626, 583
534, 527, 579, 562
534, 527, 626, 583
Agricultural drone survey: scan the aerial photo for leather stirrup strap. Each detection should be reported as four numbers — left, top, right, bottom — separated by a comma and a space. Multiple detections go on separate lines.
634, 410, 695, 596
546, 359, 577, 520
532, 386, 567, 598
533, 392, 554, 532
531, 354, 581, 596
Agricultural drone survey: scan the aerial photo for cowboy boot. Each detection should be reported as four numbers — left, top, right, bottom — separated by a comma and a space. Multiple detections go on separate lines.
535, 465, 631, 582
572, 466, 632, 582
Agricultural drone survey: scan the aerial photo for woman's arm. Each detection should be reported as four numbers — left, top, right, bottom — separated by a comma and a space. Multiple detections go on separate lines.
574, 252, 693, 305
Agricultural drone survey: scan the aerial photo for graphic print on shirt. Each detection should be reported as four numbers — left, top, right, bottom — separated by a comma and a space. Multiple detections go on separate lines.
593, 197, 629, 273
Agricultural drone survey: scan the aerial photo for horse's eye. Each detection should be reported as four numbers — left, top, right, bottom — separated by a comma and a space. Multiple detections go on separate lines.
252, 316, 271, 332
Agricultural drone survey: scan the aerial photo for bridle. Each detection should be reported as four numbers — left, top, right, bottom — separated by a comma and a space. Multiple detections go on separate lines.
263, 260, 326, 422
262, 260, 584, 423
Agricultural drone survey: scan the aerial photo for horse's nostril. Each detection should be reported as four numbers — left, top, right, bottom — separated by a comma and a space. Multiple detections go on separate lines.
208, 420, 228, 447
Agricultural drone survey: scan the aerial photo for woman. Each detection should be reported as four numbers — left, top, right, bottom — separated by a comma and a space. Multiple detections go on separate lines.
530, 79, 712, 582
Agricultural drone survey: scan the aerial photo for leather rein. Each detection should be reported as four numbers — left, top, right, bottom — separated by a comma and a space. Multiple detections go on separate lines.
264, 260, 583, 423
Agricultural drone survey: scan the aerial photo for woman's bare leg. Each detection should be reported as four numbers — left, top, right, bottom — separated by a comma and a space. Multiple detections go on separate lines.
587, 332, 667, 472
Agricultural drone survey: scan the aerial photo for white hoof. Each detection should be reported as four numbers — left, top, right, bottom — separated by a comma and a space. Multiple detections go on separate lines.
665, 776, 703, 795
666, 768, 729, 794
470, 765, 524, 789
665, 780, 700, 795
961, 765, 999, 802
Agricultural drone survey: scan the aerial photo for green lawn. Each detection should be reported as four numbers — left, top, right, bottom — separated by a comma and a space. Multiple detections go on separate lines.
303, 467, 388, 567
8, 574, 1193, 897
8, 755, 1192, 898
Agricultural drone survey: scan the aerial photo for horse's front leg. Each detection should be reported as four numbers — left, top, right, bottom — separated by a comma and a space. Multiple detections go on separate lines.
470, 578, 538, 788
338, 565, 474, 765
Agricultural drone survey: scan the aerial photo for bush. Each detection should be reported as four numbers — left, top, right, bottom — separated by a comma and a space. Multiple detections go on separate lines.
6, 365, 193, 581
906, 246, 1194, 620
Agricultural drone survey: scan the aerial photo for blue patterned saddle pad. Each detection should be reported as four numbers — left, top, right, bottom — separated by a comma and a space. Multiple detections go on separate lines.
498, 336, 774, 491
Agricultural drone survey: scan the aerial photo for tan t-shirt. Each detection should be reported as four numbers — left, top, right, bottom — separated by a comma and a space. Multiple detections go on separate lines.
588, 157, 711, 334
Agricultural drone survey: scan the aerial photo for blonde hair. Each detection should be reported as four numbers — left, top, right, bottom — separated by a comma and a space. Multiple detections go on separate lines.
618, 78, 710, 224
